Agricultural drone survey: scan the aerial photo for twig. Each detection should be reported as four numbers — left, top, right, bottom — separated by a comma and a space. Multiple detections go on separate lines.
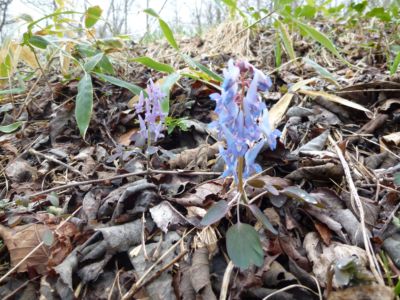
122, 228, 195, 299
140, 249, 188, 287
26, 169, 221, 198
29, 148, 88, 180
0, 206, 82, 283
329, 135, 384, 284
219, 261, 234, 300
262, 284, 321, 299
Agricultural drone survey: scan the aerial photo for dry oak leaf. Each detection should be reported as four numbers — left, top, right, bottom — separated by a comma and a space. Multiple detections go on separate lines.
0, 223, 52, 274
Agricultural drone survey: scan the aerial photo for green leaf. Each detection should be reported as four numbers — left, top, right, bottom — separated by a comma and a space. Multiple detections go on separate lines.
394, 172, 400, 186
94, 73, 143, 95
274, 34, 282, 67
226, 223, 264, 269
248, 205, 278, 234
181, 54, 223, 82
143, 8, 159, 18
98, 55, 115, 75
282, 186, 318, 204
287, 15, 348, 65
395, 278, 400, 296
366, 7, 391, 22
275, 19, 296, 61
144, 9, 179, 50
200, 200, 229, 226
0, 121, 23, 133
84, 53, 104, 72
42, 229, 54, 246
295, 5, 316, 19
28, 35, 49, 49
159, 19, 179, 50
130, 56, 175, 74
46, 192, 59, 207
75, 73, 93, 138
85, 5, 102, 28
303, 57, 336, 81
390, 52, 400, 75
160, 72, 180, 113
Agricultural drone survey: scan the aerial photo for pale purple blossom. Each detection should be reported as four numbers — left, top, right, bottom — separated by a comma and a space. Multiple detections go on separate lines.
210, 59, 281, 181
135, 80, 166, 143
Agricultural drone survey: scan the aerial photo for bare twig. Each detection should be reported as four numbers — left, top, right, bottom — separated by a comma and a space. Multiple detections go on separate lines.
26, 169, 221, 198
29, 148, 88, 180
329, 135, 384, 284
122, 228, 195, 299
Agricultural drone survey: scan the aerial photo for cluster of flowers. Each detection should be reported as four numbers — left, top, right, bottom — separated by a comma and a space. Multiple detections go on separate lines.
135, 79, 167, 144
209, 59, 281, 180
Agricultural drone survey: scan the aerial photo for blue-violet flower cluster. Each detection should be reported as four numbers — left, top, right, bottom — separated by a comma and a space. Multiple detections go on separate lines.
210, 59, 281, 180
135, 80, 167, 143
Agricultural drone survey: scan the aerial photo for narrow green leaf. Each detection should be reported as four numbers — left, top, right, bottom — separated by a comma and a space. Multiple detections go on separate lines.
0, 121, 23, 133
395, 278, 400, 296
144, 9, 179, 50
85, 5, 102, 28
200, 201, 229, 226
159, 19, 179, 50
248, 205, 278, 234
28, 35, 49, 49
303, 57, 336, 81
394, 172, 400, 186
181, 54, 223, 82
226, 223, 264, 269
94, 73, 143, 96
75, 73, 93, 138
282, 186, 318, 204
160, 72, 180, 113
287, 15, 348, 65
390, 52, 400, 75
143, 8, 159, 18
84, 53, 104, 72
130, 56, 175, 74
274, 34, 282, 67
275, 19, 296, 61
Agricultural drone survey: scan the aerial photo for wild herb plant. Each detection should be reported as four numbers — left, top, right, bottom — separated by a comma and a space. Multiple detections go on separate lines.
134, 80, 167, 154
201, 59, 281, 269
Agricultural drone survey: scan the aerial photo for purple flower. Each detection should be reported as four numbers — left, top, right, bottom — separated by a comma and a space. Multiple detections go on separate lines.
210, 59, 280, 181
135, 80, 167, 144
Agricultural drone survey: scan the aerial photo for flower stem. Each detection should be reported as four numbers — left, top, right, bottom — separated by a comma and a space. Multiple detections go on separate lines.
237, 156, 248, 204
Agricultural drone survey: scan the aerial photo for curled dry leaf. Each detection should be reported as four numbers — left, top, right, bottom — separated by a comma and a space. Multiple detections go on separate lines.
169, 142, 221, 169
0, 223, 52, 274
303, 232, 371, 288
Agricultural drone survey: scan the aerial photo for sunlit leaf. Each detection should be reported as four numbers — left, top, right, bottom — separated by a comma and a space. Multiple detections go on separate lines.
130, 56, 175, 74
144, 9, 179, 50
248, 205, 278, 234
0, 121, 23, 133
75, 73, 93, 138
181, 54, 223, 82
275, 19, 296, 61
200, 200, 229, 226
85, 5, 102, 28
226, 223, 264, 269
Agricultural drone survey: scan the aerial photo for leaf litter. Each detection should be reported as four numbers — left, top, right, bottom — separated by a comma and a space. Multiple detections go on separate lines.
0, 16, 400, 300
